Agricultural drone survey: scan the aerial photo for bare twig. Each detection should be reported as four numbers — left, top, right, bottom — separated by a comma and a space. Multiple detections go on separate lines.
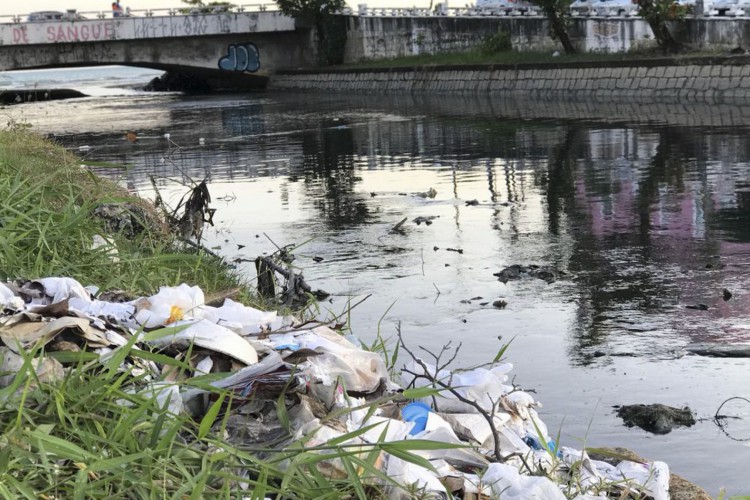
390, 217, 408, 234
714, 396, 750, 442
178, 237, 222, 260
397, 332, 532, 473
328, 294, 373, 325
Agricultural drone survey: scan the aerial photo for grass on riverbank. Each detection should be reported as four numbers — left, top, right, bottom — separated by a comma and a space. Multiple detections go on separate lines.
337, 46, 728, 69
0, 128, 246, 298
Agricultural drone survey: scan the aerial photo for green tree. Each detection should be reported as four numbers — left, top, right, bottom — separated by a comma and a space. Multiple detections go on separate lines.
275, 0, 347, 65
635, 0, 686, 52
529, 0, 577, 54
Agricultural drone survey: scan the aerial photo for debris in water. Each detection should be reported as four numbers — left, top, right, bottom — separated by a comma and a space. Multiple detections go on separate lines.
615, 404, 695, 434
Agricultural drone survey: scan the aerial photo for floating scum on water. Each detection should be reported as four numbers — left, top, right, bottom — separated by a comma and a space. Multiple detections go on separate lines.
0, 278, 672, 499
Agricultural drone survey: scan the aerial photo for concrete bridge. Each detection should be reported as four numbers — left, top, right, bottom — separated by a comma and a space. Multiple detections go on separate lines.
0, 6, 314, 89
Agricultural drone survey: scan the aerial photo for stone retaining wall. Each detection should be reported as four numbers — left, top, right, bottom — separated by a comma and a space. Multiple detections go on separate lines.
270, 56, 750, 100
341, 17, 750, 62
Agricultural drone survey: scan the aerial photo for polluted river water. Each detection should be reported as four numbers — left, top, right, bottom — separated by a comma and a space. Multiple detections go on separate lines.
4, 66, 750, 494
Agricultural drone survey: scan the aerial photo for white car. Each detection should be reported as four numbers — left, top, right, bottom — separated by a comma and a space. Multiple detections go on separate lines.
708, 0, 748, 15
591, 0, 639, 16
570, 0, 597, 15
474, 0, 537, 15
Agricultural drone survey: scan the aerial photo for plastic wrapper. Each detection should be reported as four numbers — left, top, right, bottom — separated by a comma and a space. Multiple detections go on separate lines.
202, 298, 279, 334
134, 284, 205, 328
401, 359, 516, 413
0, 283, 24, 310
35, 277, 91, 304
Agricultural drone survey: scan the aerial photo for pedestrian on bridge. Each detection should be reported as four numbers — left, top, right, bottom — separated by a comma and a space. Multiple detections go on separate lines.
112, 1, 124, 17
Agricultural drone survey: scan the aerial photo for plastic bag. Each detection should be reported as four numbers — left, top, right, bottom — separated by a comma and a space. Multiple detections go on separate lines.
203, 298, 279, 334
482, 462, 566, 500
134, 284, 205, 328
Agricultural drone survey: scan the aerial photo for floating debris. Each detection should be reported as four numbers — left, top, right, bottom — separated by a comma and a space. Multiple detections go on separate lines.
415, 187, 437, 199
615, 404, 696, 435
493, 264, 562, 284
493, 299, 508, 309
413, 215, 439, 226
686, 304, 709, 311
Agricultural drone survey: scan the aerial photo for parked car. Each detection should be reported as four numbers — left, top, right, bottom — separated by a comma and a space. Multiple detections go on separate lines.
475, 0, 536, 15
27, 10, 86, 22
570, 0, 596, 15
707, 0, 748, 15
591, 0, 639, 16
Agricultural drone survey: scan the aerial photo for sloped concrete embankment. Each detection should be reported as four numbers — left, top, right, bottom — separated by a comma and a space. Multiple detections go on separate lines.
270, 55, 750, 101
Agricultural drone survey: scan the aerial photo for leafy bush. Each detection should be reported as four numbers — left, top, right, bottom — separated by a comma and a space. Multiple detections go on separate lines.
480, 30, 512, 55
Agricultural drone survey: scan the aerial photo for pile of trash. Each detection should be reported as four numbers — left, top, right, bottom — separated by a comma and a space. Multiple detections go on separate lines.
0, 277, 671, 499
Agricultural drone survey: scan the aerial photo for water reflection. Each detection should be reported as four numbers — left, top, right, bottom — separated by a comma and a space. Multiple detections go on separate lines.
298, 122, 371, 228
68, 96, 750, 361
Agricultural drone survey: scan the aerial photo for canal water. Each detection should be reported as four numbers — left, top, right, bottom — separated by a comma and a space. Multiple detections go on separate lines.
3, 67, 750, 494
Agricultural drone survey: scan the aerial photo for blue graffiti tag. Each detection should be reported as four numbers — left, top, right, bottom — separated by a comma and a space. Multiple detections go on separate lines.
218, 43, 260, 72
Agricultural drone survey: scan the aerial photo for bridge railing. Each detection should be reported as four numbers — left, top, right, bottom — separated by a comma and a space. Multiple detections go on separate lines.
0, 2, 743, 23
0, 3, 279, 24
352, 1, 738, 18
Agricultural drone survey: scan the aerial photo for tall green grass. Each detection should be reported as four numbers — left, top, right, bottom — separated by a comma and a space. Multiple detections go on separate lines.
0, 129, 245, 297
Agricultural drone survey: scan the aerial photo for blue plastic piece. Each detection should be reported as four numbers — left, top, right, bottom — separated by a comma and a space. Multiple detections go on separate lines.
524, 436, 562, 457
274, 344, 300, 351
402, 401, 431, 435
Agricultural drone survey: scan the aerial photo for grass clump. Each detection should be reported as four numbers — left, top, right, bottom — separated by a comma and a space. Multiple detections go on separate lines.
337, 47, 730, 69
0, 128, 246, 298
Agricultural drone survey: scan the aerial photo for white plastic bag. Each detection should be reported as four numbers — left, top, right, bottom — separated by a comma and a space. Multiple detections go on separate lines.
203, 298, 278, 334
0, 283, 23, 310
37, 277, 91, 304
134, 284, 205, 328
482, 462, 566, 500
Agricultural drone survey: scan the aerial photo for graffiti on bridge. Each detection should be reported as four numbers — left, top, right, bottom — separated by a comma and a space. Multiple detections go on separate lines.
218, 43, 260, 72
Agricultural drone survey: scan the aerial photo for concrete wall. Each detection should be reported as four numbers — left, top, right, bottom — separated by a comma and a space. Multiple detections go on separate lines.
341, 16, 750, 63
0, 12, 313, 77
343, 16, 557, 61
0, 12, 295, 46
0, 32, 312, 75
270, 56, 750, 101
